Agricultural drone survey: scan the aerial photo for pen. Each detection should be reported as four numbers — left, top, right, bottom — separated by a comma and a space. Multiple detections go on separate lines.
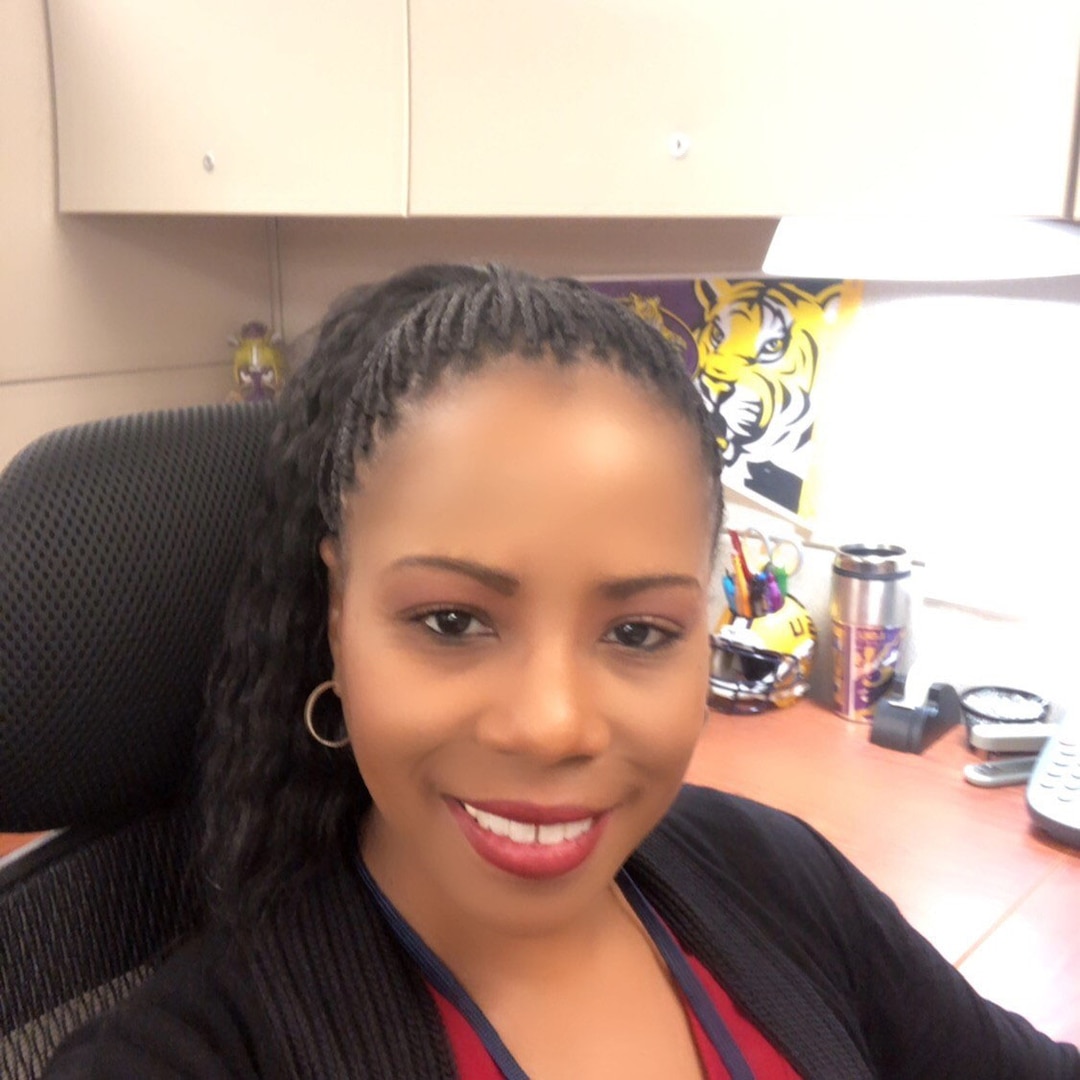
733, 561, 750, 617
729, 530, 753, 586
722, 572, 736, 611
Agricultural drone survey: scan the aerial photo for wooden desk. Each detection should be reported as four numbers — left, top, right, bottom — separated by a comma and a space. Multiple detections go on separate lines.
687, 701, 1080, 1046
0, 833, 42, 859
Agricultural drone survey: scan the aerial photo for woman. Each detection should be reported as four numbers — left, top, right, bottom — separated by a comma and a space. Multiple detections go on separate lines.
47, 264, 1078, 1078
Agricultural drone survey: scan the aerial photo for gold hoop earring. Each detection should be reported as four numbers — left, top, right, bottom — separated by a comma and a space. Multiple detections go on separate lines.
303, 680, 350, 748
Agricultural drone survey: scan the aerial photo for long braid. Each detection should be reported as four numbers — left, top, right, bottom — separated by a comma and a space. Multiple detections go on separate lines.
200, 265, 483, 927
200, 263, 722, 928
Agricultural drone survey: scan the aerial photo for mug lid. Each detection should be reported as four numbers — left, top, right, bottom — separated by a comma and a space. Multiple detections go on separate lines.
833, 543, 910, 579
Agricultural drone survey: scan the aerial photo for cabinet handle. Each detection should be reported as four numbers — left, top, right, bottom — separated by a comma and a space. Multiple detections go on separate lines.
668, 133, 690, 160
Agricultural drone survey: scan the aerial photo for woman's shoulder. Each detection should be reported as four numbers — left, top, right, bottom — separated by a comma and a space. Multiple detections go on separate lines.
647, 783, 877, 926
665, 781, 797, 828
660, 782, 831, 864
43, 926, 286, 1080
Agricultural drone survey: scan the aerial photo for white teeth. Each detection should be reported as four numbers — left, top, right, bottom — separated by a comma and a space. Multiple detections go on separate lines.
537, 819, 592, 844
475, 809, 509, 837
462, 802, 594, 846
508, 820, 537, 844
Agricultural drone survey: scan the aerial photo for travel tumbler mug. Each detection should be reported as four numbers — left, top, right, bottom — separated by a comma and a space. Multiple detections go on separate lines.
830, 544, 911, 721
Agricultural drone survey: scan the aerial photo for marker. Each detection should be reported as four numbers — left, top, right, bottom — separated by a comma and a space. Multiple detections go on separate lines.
729, 530, 753, 585
765, 572, 784, 613
723, 572, 736, 610
770, 563, 788, 597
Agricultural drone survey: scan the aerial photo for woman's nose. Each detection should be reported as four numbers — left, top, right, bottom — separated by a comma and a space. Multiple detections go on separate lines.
476, 640, 610, 763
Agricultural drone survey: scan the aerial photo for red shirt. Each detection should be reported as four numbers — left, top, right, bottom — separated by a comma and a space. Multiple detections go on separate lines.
428, 950, 802, 1079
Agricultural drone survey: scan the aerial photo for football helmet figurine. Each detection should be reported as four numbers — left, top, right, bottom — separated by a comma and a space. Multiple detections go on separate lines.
709, 594, 816, 713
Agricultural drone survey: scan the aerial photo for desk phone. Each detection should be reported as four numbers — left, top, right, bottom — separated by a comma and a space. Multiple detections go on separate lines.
1026, 709, 1080, 848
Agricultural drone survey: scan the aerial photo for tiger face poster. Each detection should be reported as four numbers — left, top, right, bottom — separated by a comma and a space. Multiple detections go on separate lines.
590, 277, 862, 520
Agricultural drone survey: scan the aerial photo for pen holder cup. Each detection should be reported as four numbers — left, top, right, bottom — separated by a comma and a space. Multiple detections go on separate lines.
708, 595, 816, 714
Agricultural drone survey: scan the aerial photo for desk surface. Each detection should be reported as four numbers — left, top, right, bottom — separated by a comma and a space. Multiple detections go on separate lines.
687, 701, 1080, 1046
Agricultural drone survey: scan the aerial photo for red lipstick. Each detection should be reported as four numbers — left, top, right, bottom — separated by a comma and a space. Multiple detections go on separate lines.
446, 798, 609, 880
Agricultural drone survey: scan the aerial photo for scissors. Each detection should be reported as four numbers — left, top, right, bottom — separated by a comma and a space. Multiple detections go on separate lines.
738, 528, 803, 592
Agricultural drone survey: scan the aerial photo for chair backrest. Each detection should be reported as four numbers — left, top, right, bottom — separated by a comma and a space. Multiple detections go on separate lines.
0, 402, 275, 1079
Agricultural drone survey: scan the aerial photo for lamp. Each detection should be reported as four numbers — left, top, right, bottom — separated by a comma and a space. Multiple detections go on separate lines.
762, 217, 1080, 282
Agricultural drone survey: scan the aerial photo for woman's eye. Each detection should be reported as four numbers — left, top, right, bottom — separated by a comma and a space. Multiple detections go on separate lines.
421, 609, 488, 638
606, 621, 677, 651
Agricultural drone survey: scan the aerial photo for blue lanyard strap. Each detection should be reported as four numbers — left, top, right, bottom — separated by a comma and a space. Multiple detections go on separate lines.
356, 858, 529, 1080
616, 869, 756, 1080
356, 857, 755, 1080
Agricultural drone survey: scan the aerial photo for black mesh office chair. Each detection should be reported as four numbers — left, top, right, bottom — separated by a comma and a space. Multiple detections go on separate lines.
0, 402, 275, 1079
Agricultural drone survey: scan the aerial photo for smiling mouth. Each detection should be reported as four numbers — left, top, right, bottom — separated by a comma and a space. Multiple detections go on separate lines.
460, 801, 594, 846
449, 798, 609, 878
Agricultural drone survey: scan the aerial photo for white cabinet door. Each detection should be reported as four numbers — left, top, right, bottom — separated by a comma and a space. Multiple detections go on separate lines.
49, 0, 407, 214
408, 0, 1080, 218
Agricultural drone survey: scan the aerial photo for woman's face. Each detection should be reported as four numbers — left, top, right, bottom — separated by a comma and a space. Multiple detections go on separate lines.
322, 356, 714, 940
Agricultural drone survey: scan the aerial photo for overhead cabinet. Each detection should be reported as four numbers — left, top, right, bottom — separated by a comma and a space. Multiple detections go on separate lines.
48, 0, 407, 214
49, 1, 1080, 218
408, 0, 1080, 218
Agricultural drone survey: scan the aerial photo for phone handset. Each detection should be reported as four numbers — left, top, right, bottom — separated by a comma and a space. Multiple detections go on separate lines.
1025, 709, 1080, 848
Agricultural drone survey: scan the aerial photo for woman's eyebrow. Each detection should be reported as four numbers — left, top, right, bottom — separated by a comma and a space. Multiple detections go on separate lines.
386, 559, 700, 601
598, 574, 702, 601
388, 555, 518, 596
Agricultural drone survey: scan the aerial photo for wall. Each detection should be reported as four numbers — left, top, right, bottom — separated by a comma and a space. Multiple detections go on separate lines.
1, 9, 779, 467
0, 3, 268, 466
5, 3, 1079, 712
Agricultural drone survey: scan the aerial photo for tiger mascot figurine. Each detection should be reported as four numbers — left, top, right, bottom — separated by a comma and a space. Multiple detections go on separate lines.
621, 292, 692, 350
692, 278, 861, 515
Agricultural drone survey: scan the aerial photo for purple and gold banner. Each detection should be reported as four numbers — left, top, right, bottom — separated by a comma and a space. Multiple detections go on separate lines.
591, 277, 861, 520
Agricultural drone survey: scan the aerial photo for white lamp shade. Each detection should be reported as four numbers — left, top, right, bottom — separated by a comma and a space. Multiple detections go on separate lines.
762, 217, 1080, 281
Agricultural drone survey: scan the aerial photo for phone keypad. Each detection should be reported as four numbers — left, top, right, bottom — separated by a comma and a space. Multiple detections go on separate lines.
1027, 729, 1080, 847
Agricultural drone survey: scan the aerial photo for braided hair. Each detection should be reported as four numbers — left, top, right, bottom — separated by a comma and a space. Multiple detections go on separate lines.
199, 264, 723, 927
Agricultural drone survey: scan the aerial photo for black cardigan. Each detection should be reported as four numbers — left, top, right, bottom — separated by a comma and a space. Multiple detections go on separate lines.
46, 786, 1080, 1078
